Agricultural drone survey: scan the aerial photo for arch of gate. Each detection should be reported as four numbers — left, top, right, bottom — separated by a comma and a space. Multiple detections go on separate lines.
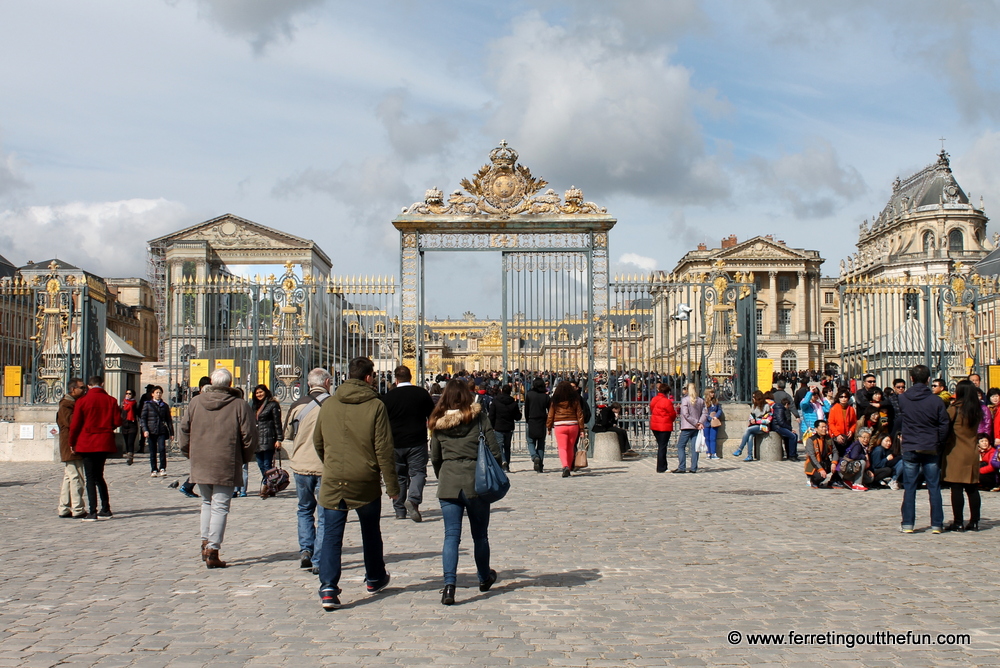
392, 142, 616, 391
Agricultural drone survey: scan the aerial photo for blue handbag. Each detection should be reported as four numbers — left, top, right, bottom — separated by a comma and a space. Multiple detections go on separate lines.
474, 417, 509, 503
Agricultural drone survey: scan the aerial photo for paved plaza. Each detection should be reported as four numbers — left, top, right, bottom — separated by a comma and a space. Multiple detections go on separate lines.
2, 452, 999, 667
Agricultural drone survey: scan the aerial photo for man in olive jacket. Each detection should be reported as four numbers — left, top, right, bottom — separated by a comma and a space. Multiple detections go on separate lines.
313, 356, 399, 611
57, 378, 87, 518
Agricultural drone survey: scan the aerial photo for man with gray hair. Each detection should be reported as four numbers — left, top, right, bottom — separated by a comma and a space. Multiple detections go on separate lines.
283, 367, 332, 573
180, 367, 257, 568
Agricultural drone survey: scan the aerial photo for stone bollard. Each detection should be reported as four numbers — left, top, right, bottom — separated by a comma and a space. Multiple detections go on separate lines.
591, 432, 622, 462
756, 431, 784, 461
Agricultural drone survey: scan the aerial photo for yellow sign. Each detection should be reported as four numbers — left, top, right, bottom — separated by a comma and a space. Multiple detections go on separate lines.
235, 366, 242, 380
757, 358, 774, 393
216, 359, 235, 376
3, 366, 22, 398
257, 360, 271, 385
189, 359, 210, 388
989, 365, 1000, 391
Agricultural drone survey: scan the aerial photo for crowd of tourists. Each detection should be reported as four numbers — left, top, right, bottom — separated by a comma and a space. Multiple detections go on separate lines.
54, 358, 992, 609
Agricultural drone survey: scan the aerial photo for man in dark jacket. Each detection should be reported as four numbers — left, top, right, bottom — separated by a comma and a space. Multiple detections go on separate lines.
488, 384, 522, 472
897, 364, 950, 534
771, 397, 799, 461
382, 365, 435, 522
854, 374, 876, 412
313, 356, 399, 611
57, 378, 87, 518
180, 367, 257, 568
524, 377, 550, 472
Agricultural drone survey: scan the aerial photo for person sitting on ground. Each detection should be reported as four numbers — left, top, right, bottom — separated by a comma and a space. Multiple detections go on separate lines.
732, 390, 770, 461
857, 388, 893, 446
770, 396, 799, 462
827, 389, 856, 458
869, 435, 899, 490
803, 419, 837, 488
977, 435, 998, 492
840, 427, 872, 491
593, 401, 637, 457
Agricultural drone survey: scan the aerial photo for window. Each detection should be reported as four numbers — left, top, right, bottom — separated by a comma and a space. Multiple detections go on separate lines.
923, 231, 935, 252
754, 277, 761, 291
778, 275, 790, 292
374, 321, 385, 334
780, 350, 797, 372
949, 229, 964, 252
824, 291, 834, 305
348, 322, 361, 334
756, 309, 764, 336
778, 308, 792, 336
823, 321, 836, 351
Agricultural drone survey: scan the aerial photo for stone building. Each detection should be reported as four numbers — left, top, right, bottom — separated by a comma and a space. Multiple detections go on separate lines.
668, 234, 828, 372
105, 278, 158, 361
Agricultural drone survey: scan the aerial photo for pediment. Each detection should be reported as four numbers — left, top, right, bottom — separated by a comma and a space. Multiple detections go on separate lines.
149, 214, 316, 251
715, 237, 811, 261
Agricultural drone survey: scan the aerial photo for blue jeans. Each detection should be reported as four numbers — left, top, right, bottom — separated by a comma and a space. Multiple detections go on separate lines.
496, 431, 513, 465
772, 426, 798, 459
527, 436, 545, 461
319, 497, 386, 594
294, 473, 324, 563
255, 451, 274, 484
440, 490, 492, 586
901, 451, 943, 530
675, 429, 699, 471
704, 426, 718, 456
735, 425, 764, 457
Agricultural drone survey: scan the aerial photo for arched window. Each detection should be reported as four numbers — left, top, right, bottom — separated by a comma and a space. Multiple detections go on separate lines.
348, 322, 361, 334
949, 229, 964, 252
922, 231, 934, 252
780, 349, 797, 372
823, 322, 836, 351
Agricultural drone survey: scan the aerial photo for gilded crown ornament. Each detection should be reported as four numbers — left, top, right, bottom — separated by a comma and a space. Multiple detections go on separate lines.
403, 141, 606, 218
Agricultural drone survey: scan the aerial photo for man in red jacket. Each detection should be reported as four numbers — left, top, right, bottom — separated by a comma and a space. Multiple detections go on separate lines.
69, 375, 122, 521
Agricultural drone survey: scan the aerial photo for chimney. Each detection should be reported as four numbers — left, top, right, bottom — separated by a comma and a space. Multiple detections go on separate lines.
697, 242, 707, 251
721, 235, 738, 249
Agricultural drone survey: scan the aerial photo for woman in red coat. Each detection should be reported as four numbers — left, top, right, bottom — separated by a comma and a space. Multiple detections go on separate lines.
69, 376, 122, 520
650, 383, 677, 473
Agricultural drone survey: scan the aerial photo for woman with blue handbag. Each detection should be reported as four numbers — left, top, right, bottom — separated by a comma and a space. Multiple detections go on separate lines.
430, 378, 503, 606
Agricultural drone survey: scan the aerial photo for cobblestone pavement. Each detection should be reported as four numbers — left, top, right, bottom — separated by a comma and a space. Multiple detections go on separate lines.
2, 452, 1000, 667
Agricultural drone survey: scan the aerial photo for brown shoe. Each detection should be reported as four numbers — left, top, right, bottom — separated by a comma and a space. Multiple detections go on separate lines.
205, 549, 227, 569
201, 539, 209, 562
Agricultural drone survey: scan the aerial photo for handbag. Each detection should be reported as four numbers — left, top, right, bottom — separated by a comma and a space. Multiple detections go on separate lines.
574, 431, 589, 469
474, 417, 510, 503
261, 448, 291, 498
710, 416, 722, 428
695, 429, 708, 454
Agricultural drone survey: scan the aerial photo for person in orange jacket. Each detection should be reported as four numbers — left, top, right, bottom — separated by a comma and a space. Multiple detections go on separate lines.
827, 389, 856, 458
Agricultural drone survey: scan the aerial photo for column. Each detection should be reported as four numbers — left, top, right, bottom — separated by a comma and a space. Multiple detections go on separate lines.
797, 270, 806, 340
769, 270, 779, 335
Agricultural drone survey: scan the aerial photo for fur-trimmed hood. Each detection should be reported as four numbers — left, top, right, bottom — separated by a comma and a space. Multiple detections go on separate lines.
429, 402, 481, 432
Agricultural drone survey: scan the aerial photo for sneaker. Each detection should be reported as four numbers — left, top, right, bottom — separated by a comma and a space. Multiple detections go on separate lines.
850, 484, 867, 492
889, 479, 900, 491
239, 491, 248, 498
98, 508, 113, 518
179, 486, 199, 499
899, 526, 914, 534
931, 527, 943, 534
150, 471, 158, 478
300, 551, 313, 569
320, 588, 341, 611
158, 469, 167, 477
81, 512, 99, 522
366, 572, 391, 594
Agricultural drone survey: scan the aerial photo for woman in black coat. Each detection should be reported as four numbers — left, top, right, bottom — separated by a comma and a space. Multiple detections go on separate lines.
487, 384, 521, 472
140, 385, 174, 477
251, 384, 283, 497
523, 377, 550, 473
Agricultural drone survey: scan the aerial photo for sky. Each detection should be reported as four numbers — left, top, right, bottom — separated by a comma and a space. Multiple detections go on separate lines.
1, 0, 1000, 318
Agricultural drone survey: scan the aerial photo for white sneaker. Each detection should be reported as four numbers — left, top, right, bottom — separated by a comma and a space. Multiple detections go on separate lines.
150, 471, 158, 478
158, 469, 167, 477
889, 479, 900, 491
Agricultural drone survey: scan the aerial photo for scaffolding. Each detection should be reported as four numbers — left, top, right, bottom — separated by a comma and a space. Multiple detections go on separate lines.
146, 241, 167, 362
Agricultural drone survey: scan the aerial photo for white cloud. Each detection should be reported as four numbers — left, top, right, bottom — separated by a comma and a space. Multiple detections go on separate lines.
175, 0, 327, 53
745, 139, 867, 219
376, 89, 460, 163
0, 199, 188, 278
483, 12, 730, 204
0, 142, 28, 200
619, 253, 657, 272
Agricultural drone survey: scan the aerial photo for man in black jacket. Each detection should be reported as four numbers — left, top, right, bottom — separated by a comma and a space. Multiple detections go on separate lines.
382, 365, 435, 522
488, 384, 521, 472
897, 364, 949, 534
524, 377, 550, 472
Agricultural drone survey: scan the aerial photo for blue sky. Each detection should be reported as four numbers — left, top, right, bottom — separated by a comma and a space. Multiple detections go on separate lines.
1, 0, 999, 318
